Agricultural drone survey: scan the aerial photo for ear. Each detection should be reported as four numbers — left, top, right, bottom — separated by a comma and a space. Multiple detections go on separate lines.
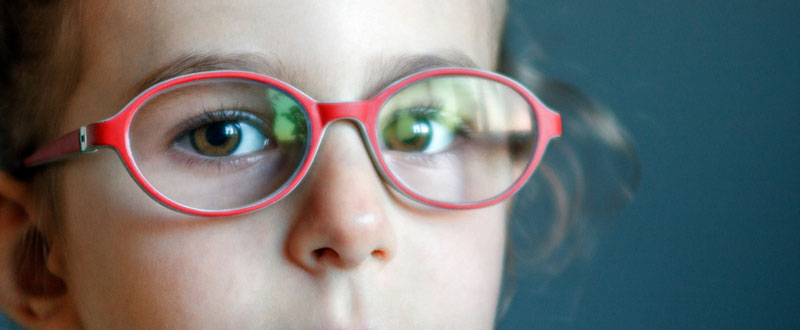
0, 172, 80, 329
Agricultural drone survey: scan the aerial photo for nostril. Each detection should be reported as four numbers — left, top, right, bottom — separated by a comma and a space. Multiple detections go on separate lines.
310, 247, 388, 268
370, 250, 387, 260
311, 248, 339, 260
312, 247, 333, 260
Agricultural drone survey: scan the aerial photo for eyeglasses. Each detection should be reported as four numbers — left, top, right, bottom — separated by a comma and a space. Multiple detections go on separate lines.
24, 68, 561, 217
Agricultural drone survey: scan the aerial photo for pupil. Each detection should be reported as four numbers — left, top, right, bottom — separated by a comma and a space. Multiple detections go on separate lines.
206, 121, 239, 146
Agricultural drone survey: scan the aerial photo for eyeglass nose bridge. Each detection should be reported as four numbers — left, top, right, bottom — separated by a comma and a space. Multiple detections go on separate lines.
317, 101, 374, 126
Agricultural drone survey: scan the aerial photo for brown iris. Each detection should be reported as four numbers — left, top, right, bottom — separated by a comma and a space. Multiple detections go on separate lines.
190, 121, 242, 156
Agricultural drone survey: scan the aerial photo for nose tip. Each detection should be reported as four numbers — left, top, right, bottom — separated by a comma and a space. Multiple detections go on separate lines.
287, 211, 395, 273
312, 214, 390, 269
325, 212, 393, 266
316, 213, 392, 270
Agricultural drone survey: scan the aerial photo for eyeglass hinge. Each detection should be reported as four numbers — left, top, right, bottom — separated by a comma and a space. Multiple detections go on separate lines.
79, 126, 98, 154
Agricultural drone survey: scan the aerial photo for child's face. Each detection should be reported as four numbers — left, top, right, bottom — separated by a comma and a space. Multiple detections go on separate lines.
53, 0, 506, 328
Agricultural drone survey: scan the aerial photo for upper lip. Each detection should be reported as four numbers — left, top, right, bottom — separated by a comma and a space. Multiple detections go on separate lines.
315, 274, 382, 330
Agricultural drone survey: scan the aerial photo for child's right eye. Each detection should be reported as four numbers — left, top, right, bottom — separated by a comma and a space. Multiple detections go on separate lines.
171, 110, 275, 161
176, 120, 270, 157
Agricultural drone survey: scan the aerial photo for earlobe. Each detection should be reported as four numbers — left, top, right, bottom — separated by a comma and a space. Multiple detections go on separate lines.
0, 172, 80, 329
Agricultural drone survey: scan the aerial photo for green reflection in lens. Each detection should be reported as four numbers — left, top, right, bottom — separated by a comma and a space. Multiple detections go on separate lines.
267, 89, 307, 143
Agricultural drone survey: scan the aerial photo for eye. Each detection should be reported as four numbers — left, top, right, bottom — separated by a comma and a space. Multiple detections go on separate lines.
177, 120, 269, 157
381, 110, 457, 154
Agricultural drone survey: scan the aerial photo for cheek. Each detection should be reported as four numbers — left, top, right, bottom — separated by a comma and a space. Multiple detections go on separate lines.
55, 151, 300, 328
383, 205, 507, 326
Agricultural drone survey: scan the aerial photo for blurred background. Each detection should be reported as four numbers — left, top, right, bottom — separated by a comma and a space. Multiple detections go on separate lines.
497, 0, 799, 329
2, 0, 798, 329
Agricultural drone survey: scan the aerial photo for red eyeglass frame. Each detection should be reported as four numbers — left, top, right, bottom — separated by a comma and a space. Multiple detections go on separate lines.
24, 68, 561, 217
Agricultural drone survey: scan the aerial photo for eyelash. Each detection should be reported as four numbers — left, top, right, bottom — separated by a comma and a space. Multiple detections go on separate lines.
391, 103, 475, 140
170, 106, 266, 142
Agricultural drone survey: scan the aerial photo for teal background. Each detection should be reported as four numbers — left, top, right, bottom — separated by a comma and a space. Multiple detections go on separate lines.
2, 0, 799, 329
497, 0, 800, 329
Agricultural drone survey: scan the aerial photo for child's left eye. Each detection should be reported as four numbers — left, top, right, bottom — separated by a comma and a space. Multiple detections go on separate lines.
176, 119, 269, 157
381, 109, 460, 154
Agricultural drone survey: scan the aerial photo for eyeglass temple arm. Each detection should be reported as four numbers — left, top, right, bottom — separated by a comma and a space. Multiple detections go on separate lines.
23, 123, 103, 167
543, 109, 562, 139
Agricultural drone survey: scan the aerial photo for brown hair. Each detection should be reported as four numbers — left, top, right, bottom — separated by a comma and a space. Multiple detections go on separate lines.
1, 0, 82, 176
1, 0, 81, 297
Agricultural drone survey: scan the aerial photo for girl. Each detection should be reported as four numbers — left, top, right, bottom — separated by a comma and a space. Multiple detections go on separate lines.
0, 0, 636, 328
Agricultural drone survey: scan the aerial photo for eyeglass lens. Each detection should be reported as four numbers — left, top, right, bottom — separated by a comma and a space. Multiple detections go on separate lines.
377, 76, 536, 204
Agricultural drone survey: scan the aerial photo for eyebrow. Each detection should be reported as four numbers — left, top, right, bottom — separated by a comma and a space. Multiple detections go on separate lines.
134, 53, 278, 95
364, 51, 479, 96
132, 51, 479, 99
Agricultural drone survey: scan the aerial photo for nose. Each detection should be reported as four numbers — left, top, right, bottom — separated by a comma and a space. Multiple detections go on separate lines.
284, 122, 396, 273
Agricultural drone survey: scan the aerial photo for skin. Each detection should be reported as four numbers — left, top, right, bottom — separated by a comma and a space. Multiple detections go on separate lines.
3, 0, 509, 328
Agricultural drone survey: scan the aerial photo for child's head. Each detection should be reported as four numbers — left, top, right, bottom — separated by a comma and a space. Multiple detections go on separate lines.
1, 0, 639, 328
0, 0, 523, 328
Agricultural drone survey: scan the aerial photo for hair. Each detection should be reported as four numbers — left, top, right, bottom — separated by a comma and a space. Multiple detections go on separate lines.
494, 4, 640, 319
0, 0, 639, 321
1, 0, 81, 298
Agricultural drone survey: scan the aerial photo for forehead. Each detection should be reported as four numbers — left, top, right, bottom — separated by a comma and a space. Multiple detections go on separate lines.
77, 0, 503, 102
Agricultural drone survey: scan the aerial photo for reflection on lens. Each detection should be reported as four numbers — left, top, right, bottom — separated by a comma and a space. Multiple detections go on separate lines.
130, 78, 309, 211
377, 75, 537, 204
